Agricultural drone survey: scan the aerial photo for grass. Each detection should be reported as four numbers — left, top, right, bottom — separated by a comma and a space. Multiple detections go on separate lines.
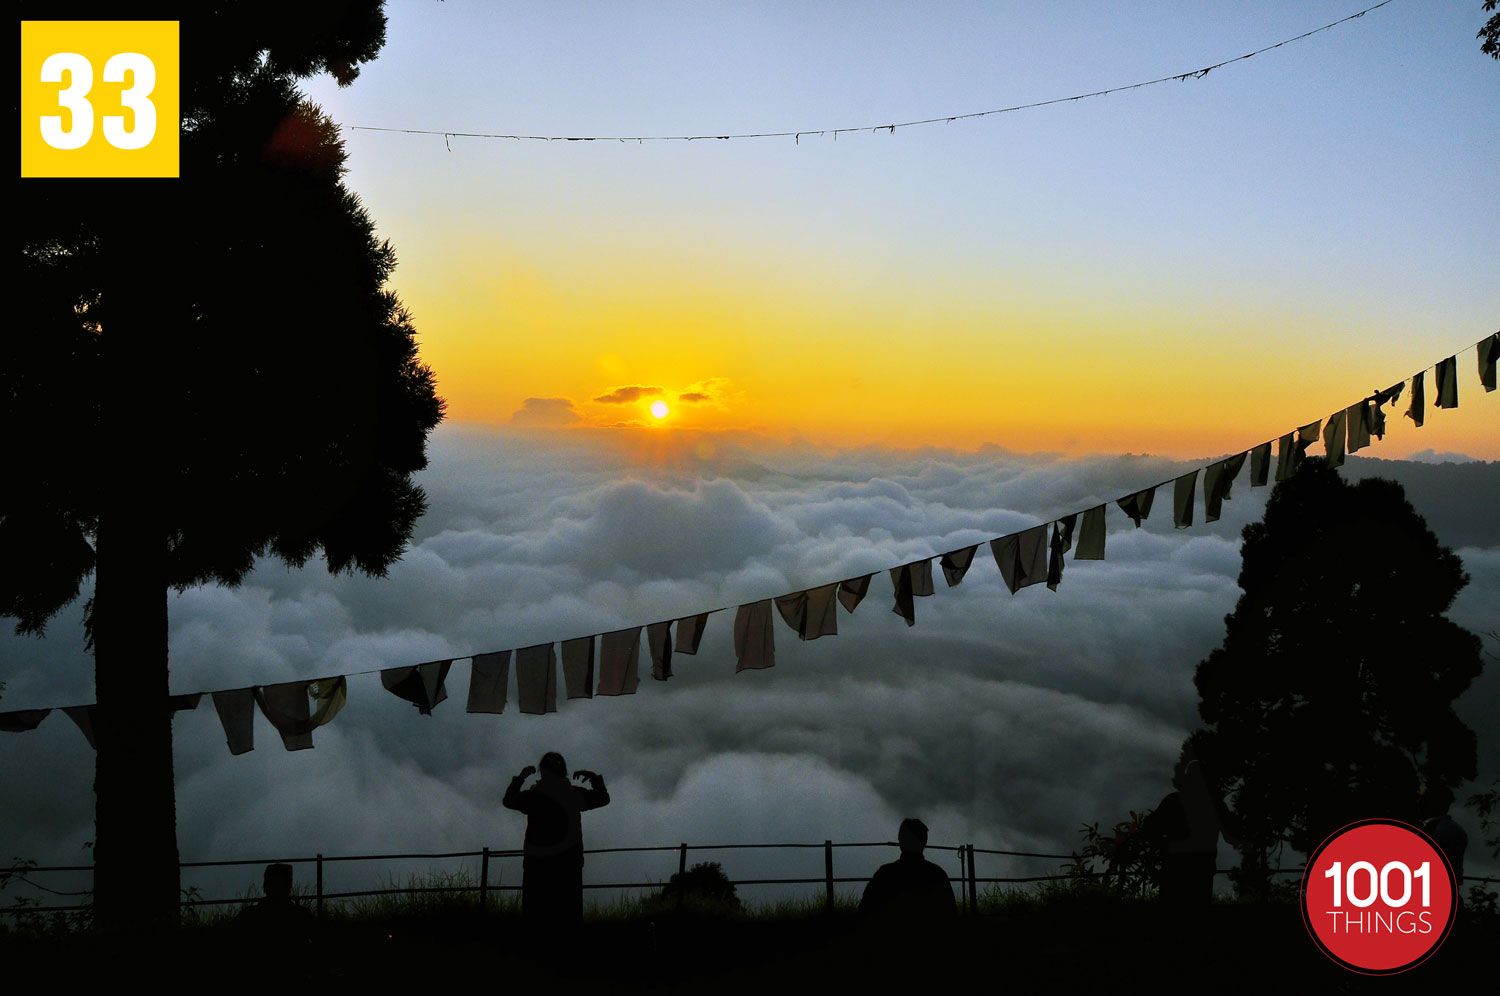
0, 866, 1316, 936
5, 867, 872, 938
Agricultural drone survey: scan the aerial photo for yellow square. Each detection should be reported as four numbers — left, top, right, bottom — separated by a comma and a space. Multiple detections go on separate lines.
20, 20, 180, 178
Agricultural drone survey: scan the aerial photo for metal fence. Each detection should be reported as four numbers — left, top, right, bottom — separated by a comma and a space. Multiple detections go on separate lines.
7, 839, 1473, 918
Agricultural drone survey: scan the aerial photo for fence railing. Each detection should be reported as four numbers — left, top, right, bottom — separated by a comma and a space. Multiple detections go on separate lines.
7, 839, 1475, 918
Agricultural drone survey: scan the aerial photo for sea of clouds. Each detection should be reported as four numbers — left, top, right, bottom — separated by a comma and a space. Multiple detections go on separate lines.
2, 426, 1496, 903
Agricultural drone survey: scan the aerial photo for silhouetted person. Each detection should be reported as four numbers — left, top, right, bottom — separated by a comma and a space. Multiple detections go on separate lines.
503, 752, 609, 926
236, 862, 313, 944
858, 818, 957, 920
1143, 759, 1237, 908
1421, 785, 1468, 902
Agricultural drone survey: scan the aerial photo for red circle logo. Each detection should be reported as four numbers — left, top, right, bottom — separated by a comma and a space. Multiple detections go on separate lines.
1301, 819, 1457, 974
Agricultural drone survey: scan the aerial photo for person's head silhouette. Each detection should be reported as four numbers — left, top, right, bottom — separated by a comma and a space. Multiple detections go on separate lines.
263, 862, 294, 902
898, 818, 929, 858
539, 751, 568, 776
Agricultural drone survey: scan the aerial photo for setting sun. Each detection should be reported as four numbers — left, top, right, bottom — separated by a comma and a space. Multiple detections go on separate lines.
650, 400, 669, 420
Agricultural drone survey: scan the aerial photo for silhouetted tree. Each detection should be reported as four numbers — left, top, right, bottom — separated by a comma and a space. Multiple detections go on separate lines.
1481, 1, 1500, 60
1184, 458, 1482, 897
6, 2, 443, 927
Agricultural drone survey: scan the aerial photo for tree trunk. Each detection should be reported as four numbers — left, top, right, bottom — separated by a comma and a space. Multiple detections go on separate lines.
92, 520, 178, 927
92, 220, 179, 928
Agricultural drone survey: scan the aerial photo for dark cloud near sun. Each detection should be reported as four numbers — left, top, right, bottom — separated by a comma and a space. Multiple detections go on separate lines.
593, 385, 664, 405
2, 429, 1495, 902
677, 377, 735, 409
509, 397, 581, 426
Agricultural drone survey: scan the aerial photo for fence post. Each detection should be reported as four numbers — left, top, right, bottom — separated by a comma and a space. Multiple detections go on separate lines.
675, 843, 688, 912
824, 840, 835, 913
480, 847, 490, 914
966, 844, 978, 914
315, 854, 324, 919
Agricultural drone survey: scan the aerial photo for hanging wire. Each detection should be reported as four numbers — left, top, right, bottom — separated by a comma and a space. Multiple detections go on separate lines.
348, 1, 1395, 146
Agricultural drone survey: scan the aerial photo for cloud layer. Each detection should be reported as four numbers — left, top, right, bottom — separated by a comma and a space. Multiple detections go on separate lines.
2, 428, 1496, 903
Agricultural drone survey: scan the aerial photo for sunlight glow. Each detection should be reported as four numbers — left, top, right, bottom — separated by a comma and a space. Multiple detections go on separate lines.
650, 400, 670, 420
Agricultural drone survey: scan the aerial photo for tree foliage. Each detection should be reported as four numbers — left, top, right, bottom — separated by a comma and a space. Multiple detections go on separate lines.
1185, 459, 1482, 888
1482, 1, 1500, 60
7, 1, 442, 634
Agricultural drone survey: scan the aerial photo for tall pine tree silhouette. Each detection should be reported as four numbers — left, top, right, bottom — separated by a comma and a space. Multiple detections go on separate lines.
6, 2, 442, 926
1185, 458, 1482, 896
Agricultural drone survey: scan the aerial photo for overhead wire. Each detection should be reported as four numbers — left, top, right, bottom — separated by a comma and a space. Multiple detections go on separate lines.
348, 2, 1396, 147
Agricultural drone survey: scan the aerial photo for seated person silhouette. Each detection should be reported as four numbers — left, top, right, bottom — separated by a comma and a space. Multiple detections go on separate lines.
858, 818, 957, 919
236, 862, 313, 943
502, 751, 610, 925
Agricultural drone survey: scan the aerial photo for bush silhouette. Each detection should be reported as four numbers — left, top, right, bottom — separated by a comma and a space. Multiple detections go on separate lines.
649, 863, 743, 917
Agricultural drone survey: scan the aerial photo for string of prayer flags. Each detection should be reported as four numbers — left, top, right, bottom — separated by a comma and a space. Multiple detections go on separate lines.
991, 525, 1049, 594
516, 644, 559, 713
1434, 356, 1458, 409
1203, 452, 1247, 524
733, 600, 776, 671
775, 583, 840, 640
1074, 505, 1107, 560
467, 651, 511, 713
381, 659, 453, 715
213, 689, 256, 754
598, 628, 642, 696
837, 574, 873, 613
1117, 486, 1156, 527
562, 638, 595, 698
3, 696, 205, 743
255, 678, 347, 751
1249, 441, 1272, 487
889, 559, 935, 627
939, 545, 979, 587
1405, 371, 1425, 427
7, 337, 1492, 748
647, 622, 674, 681
675, 613, 710, 654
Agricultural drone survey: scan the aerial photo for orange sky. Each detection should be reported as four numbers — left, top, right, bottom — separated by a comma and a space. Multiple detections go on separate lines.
393, 233, 1497, 460
300, 3, 1498, 461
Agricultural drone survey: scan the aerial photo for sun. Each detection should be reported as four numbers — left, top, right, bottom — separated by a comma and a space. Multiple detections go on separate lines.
650, 400, 670, 420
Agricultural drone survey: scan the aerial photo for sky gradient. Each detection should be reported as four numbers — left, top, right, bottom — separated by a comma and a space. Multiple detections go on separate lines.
300, 1, 1498, 456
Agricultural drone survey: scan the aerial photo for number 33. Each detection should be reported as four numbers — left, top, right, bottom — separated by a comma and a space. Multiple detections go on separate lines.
40, 51, 157, 151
